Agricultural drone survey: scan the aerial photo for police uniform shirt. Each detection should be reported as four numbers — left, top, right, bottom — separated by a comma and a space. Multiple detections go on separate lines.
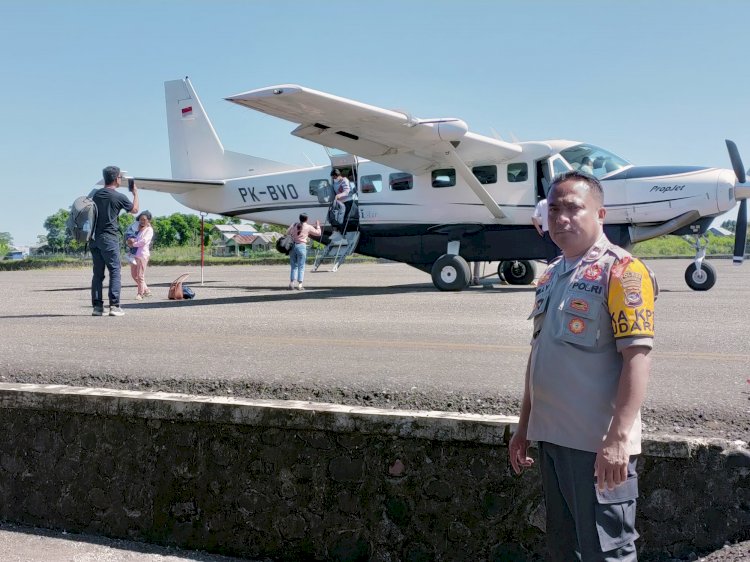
527, 235, 656, 455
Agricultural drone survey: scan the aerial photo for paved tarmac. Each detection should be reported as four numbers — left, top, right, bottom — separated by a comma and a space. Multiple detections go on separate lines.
0, 259, 749, 560
0, 259, 748, 441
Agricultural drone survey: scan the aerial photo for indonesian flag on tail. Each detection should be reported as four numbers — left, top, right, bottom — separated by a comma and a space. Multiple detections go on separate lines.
181, 105, 193, 119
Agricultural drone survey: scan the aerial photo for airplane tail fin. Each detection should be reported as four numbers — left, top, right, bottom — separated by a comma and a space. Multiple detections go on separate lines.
165, 78, 295, 179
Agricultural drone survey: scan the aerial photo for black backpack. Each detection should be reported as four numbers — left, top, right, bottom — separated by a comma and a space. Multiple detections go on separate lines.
66, 189, 98, 244
276, 231, 294, 255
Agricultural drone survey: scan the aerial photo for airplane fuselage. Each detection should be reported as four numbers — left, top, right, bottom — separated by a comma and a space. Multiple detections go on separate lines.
171, 145, 735, 267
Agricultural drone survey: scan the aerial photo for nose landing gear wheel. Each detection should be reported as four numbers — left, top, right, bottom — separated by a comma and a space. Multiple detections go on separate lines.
684, 262, 716, 291
431, 254, 471, 291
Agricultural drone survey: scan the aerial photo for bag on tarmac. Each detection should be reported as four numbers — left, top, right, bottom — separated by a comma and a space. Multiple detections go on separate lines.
168, 273, 194, 300
66, 189, 99, 244
276, 233, 294, 255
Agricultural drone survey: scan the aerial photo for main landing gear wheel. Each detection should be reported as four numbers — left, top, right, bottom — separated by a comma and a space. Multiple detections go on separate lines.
684, 262, 716, 291
431, 254, 470, 291
500, 260, 536, 285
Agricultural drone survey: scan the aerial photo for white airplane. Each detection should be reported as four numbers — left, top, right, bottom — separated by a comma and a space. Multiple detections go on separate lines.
136, 77, 749, 291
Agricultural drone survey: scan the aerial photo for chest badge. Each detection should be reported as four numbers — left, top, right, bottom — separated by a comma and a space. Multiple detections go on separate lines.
570, 298, 590, 313
568, 317, 586, 334
583, 264, 603, 281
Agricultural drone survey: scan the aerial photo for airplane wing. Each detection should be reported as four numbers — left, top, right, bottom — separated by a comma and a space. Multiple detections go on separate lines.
134, 178, 226, 195
225, 85, 522, 174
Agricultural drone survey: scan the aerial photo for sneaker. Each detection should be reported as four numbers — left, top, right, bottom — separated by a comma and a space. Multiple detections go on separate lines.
297, 284, 304, 291
135, 294, 143, 301
288, 282, 296, 290
92, 306, 104, 316
143, 290, 152, 298
109, 306, 125, 317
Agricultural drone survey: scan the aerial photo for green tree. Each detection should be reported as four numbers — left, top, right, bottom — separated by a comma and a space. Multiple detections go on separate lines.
721, 220, 736, 233
0, 232, 12, 256
43, 209, 69, 252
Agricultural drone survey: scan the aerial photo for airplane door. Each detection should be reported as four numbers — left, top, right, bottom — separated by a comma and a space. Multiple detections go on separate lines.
535, 158, 553, 199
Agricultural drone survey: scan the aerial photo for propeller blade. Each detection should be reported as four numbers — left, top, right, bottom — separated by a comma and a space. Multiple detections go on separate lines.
725, 139, 747, 184
734, 198, 748, 265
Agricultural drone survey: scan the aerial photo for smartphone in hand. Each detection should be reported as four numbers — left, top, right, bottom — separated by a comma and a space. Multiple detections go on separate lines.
128, 178, 135, 192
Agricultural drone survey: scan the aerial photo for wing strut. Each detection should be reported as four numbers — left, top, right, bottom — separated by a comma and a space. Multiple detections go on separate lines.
444, 146, 506, 219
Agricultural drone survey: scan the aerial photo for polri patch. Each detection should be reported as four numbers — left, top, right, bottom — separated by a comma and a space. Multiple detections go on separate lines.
620, 270, 643, 307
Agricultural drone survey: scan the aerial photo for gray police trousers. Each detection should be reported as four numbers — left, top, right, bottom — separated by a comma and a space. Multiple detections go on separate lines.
538, 442, 639, 561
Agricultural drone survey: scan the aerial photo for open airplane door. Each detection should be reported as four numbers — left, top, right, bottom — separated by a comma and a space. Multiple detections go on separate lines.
325, 148, 360, 188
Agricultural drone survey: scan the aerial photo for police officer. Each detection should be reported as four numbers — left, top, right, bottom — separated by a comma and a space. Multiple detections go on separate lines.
510, 170, 657, 561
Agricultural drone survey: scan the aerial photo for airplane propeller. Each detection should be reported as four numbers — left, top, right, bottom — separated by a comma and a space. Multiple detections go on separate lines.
726, 140, 748, 264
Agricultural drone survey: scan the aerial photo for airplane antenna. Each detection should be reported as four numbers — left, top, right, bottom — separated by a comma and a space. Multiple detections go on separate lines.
490, 127, 504, 141
509, 131, 520, 143
302, 152, 316, 167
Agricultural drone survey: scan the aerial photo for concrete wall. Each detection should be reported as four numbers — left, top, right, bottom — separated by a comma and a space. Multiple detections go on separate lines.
0, 383, 747, 561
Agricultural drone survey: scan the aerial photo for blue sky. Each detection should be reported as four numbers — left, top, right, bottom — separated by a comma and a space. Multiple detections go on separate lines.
2, 0, 749, 246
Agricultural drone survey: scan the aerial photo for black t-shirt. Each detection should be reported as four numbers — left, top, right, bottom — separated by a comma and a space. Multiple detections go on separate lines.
92, 187, 133, 238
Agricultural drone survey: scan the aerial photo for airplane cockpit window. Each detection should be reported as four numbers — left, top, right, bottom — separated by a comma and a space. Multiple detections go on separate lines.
551, 157, 570, 176
389, 172, 413, 191
559, 144, 630, 179
507, 163, 528, 182
360, 174, 383, 193
472, 165, 497, 185
431, 168, 456, 188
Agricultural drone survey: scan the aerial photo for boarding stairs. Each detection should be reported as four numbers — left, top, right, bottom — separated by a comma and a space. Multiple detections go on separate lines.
312, 198, 360, 273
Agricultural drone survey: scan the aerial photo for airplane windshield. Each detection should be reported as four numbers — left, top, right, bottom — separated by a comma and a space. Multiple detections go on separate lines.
559, 144, 630, 179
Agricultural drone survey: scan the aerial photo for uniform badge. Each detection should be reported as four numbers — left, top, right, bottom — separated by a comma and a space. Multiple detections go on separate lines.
610, 256, 632, 279
620, 270, 643, 307
570, 298, 589, 313
538, 271, 553, 286
568, 317, 586, 334
583, 264, 603, 281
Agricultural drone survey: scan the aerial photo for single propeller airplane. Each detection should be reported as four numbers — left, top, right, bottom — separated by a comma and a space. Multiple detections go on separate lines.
136, 77, 749, 291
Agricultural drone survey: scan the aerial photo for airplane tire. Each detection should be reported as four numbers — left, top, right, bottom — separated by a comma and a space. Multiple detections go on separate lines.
501, 260, 536, 285
684, 262, 716, 291
431, 254, 470, 291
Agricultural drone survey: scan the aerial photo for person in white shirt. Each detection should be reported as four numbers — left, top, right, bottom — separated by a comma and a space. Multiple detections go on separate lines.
533, 198, 560, 262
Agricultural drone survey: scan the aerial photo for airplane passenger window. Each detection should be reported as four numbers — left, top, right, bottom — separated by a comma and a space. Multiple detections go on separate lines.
389, 173, 413, 191
309, 179, 330, 196
360, 174, 383, 193
472, 165, 497, 184
507, 163, 528, 182
431, 168, 456, 188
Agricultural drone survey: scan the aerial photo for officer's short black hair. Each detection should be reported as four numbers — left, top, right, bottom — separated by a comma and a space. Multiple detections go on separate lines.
330, 169, 341, 177
549, 170, 604, 205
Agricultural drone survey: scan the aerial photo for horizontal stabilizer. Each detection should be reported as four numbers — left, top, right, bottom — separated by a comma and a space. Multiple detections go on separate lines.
134, 177, 226, 195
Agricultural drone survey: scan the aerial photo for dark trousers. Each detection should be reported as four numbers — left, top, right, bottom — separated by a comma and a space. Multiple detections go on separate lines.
538, 442, 639, 562
90, 235, 122, 307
